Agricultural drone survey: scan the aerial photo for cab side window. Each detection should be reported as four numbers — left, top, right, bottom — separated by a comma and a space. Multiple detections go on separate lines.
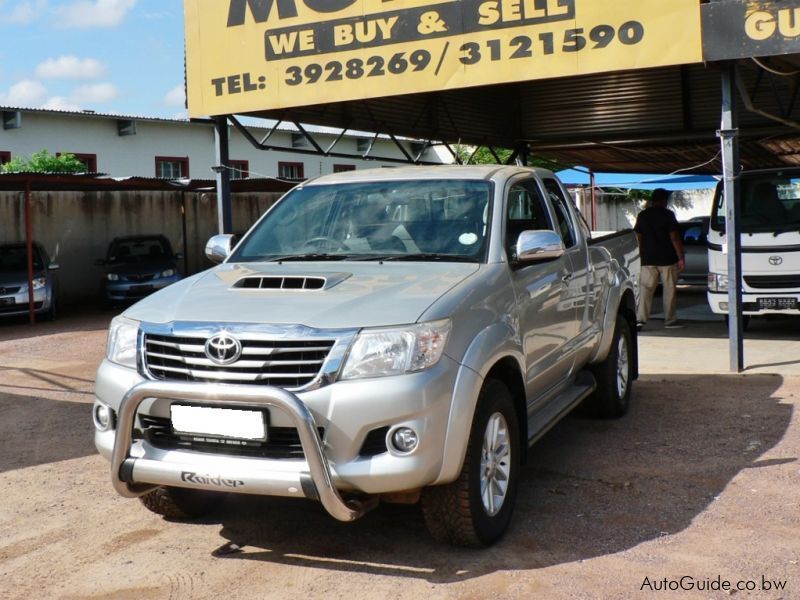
505, 181, 552, 258
543, 178, 577, 248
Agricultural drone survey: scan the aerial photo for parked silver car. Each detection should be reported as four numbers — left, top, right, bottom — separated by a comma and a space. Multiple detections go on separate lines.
0, 241, 59, 320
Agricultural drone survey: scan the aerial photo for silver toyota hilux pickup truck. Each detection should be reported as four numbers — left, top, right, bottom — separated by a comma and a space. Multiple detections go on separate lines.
94, 165, 640, 546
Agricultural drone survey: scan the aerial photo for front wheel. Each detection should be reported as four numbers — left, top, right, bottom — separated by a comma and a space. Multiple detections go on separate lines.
421, 379, 520, 547
138, 486, 225, 519
586, 316, 633, 418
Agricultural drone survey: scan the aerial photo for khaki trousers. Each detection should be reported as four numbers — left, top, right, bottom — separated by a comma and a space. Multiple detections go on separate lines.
638, 264, 679, 324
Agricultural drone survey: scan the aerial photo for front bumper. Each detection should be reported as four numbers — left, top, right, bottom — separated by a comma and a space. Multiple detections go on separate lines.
104, 275, 181, 301
106, 380, 366, 521
94, 355, 467, 519
707, 290, 800, 315
0, 286, 51, 317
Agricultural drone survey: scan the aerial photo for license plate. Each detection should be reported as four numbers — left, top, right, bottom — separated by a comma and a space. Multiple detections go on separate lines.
170, 405, 267, 441
758, 297, 798, 310
0, 298, 13, 306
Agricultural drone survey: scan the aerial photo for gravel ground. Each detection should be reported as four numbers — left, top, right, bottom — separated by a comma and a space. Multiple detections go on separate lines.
0, 309, 798, 599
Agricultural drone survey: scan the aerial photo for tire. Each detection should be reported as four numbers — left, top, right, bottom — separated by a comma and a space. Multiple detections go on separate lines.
421, 379, 520, 547
586, 316, 633, 418
138, 486, 225, 519
43, 296, 57, 322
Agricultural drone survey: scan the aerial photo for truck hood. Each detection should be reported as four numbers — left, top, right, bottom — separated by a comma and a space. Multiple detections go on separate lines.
124, 261, 480, 329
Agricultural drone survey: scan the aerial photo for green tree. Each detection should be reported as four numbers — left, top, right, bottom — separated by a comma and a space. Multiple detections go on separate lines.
453, 144, 564, 170
1, 149, 86, 174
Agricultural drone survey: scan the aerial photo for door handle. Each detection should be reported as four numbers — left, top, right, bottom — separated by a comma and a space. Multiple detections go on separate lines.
562, 273, 573, 282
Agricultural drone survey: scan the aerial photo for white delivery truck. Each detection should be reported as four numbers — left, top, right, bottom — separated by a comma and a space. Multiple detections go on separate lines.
707, 168, 800, 320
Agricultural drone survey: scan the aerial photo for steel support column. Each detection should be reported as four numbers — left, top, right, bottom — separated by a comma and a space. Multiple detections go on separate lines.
24, 179, 35, 325
214, 116, 233, 234
719, 63, 743, 372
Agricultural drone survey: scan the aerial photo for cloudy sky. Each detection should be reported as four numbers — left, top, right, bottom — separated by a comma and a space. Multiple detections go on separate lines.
0, 0, 187, 118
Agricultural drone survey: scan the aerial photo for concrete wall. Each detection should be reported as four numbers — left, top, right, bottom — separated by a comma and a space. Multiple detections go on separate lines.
0, 190, 282, 304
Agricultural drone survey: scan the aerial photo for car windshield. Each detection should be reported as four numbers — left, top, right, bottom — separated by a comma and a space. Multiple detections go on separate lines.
231, 179, 492, 262
711, 171, 800, 233
0, 245, 44, 272
108, 238, 171, 263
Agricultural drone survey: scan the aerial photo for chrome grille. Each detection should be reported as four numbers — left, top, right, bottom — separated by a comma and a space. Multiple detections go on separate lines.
143, 333, 335, 388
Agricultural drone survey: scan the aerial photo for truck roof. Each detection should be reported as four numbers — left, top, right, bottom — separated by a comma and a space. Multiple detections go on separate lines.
303, 165, 555, 186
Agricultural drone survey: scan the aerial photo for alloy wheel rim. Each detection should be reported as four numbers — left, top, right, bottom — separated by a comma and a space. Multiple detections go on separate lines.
616, 334, 629, 398
480, 412, 511, 516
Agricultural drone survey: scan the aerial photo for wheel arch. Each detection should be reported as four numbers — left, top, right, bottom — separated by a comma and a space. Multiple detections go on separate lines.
484, 358, 528, 464
589, 283, 639, 382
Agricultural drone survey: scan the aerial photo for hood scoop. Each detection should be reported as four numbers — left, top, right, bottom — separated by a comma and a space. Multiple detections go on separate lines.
233, 272, 351, 291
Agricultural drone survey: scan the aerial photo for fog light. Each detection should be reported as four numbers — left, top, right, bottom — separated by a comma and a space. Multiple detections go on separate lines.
720, 302, 729, 310
391, 427, 418, 453
94, 403, 113, 431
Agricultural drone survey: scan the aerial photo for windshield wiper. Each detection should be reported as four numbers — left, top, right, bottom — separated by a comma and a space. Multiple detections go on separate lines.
267, 253, 355, 262
381, 253, 477, 263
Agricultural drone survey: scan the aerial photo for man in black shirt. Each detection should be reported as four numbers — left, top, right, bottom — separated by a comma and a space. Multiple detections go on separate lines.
634, 188, 685, 329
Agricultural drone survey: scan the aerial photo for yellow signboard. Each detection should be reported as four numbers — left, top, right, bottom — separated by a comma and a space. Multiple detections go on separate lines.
184, 0, 703, 117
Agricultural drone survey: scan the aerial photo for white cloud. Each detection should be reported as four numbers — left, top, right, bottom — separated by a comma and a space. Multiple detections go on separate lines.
0, 80, 48, 106
0, 0, 47, 25
0, 78, 120, 111
70, 83, 119, 104
163, 85, 185, 107
35, 55, 107, 80
42, 96, 81, 111
54, 0, 136, 29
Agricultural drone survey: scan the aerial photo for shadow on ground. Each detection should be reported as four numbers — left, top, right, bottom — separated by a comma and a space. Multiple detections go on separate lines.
0, 392, 95, 472
204, 374, 793, 582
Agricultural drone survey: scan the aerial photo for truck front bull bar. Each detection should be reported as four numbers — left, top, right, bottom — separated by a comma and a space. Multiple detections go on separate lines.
110, 380, 367, 522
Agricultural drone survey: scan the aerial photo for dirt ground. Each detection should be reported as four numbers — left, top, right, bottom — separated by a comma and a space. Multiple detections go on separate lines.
0, 309, 798, 599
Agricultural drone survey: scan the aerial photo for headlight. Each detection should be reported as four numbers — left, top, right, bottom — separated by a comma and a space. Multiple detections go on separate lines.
341, 319, 451, 380
708, 272, 728, 292
107, 273, 120, 281
161, 268, 176, 278
106, 316, 139, 368
31, 277, 47, 290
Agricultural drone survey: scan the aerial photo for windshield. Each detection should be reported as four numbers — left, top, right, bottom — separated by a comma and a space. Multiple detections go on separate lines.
0, 245, 44, 272
711, 171, 800, 233
231, 179, 492, 262
108, 237, 171, 263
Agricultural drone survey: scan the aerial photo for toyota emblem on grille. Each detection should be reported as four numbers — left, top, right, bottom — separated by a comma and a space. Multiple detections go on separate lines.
769, 256, 783, 266
205, 333, 242, 365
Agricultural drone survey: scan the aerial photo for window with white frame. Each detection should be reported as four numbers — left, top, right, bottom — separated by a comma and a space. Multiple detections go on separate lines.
278, 161, 304, 179
155, 156, 189, 178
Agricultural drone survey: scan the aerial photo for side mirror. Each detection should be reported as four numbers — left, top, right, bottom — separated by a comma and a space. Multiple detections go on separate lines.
94, 258, 106, 266
515, 230, 565, 263
205, 234, 235, 264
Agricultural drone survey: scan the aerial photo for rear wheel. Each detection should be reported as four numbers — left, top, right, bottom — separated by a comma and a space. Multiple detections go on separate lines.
138, 486, 225, 519
421, 379, 520, 547
586, 316, 633, 418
